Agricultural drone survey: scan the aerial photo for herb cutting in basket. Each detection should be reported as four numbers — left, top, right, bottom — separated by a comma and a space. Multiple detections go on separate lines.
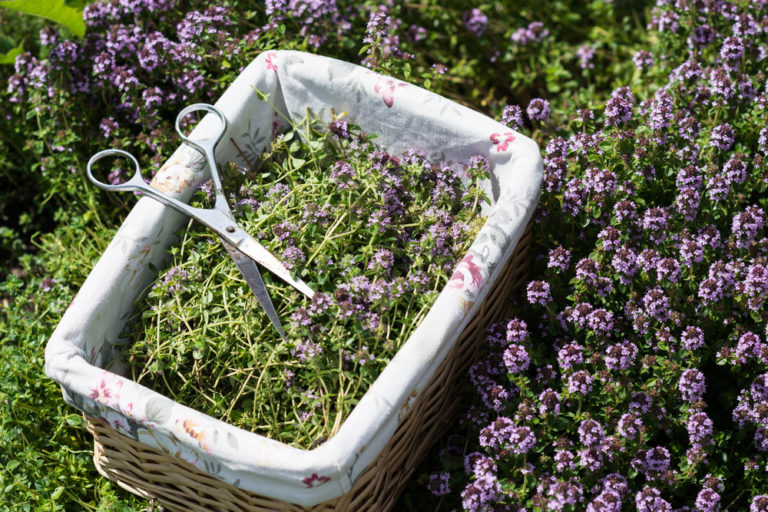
90, 103, 491, 449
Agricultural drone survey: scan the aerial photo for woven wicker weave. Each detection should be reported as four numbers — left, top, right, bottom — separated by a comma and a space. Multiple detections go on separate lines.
86, 223, 532, 512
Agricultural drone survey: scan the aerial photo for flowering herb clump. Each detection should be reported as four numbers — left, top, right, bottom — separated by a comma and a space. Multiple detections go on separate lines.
424, 1, 768, 510
123, 115, 488, 448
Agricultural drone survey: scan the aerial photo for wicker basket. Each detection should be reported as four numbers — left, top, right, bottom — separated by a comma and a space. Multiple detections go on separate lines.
85, 224, 531, 512
45, 50, 542, 510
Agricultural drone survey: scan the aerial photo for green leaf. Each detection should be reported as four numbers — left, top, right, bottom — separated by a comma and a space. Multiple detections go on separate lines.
0, 35, 22, 64
0, 0, 86, 38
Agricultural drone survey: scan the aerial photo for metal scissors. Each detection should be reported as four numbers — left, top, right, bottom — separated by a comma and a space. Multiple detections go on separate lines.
86, 103, 314, 341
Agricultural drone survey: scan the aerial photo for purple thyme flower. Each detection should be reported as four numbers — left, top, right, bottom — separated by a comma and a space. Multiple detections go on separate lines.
329, 118, 349, 138
600, 474, 629, 498
614, 199, 638, 223
648, 89, 674, 130
724, 154, 747, 184
605, 86, 634, 126
587, 490, 622, 512
709, 67, 734, 99
677, 165, 703, 189
681, 326, 705, 351
756, 427, 768, 452
330, 161, 355, 188
362, 8, 390, 52
584, 167, 617, 196
501, 104, 524, 129
577, 45, 596, 69
720, 36, 745, 71
576, 257, 600, 286
506, 318, 528, 343
641, 207, 669, 243
548, 246, 571, 272
759, 128, 768, 155
463, 8, 488, 38
367, 248, 394, 274
598, 226, 621, 252
478, 416, 514, 450
562, 178, 586, 216
679, 368, 706, 403
527, 98, 551, 121
537, 476, 583, 511
554, 448, 575, 472
461, 473, 503, 512
656, 258, 681, 283
99, 117, 118, 139
687, 411, 714, 444
527, 280, 552, 306
265, 0, 287, 17
503, 344, 530, 374
587, 308, 614, 335
566, 302, 594, 329
281, 246, 305, 269
578, 446, 604, 471
612, 247, 638, 284
732, 205, 765, 250
676, 187, 701, 222
605, 342, 638, 371
568, 370, 593, 395
710, 123, 735, 151
736, 332, 763, 363
670, 60, 702, 84
578, 419, 605, 446
745, 263, 768, 308
680, 238, 704, 266
752, 495, 768, 512
642, 287, 671, 322
689, 24, 716, 48
636, 249, 659, 272
695, 487, 721, 512
291, 339, 322, 362
656, 9, 679, 32
633, 50, 654, 70
538, 388, 561, 416
510, 426, 536, 454
464, 452, 497, 477
558, 343, 584, 371
635, 485, 672, 512
698, 224, 722, 249
428, 472, 450, 496
511, 21, 549, 46
618, 413, 643, 440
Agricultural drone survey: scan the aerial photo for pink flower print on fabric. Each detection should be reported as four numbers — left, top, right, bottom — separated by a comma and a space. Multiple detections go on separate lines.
490, 132, 516, 152
373, 76, 407, 108
448, 254, 484, 292
302, 473, 331, 488
265, 52, 278, 72
89, 371, 124, 408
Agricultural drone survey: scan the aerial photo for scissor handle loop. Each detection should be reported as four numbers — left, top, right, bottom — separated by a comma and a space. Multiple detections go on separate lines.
174, 103, 228, 156
86, 149, 149, 193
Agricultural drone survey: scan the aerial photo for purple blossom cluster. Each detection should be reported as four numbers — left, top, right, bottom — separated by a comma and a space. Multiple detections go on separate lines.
9, 1, 237, 138
511, 21, 550, 46
447, 1, 768, 508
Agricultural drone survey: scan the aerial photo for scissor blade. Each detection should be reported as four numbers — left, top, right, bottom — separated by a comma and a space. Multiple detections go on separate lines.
231, 237, 315, 299
223, 241, 288, 342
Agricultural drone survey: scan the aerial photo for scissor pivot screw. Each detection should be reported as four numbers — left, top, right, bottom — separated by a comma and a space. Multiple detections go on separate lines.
226, 226, 236, 233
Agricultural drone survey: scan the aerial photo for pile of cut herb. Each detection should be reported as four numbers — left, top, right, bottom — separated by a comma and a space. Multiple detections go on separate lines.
122, 115, 489, 448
